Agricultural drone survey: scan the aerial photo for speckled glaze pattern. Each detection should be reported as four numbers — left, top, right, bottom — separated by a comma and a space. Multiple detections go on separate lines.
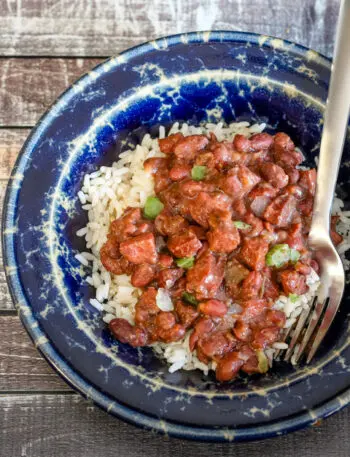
2, 31, 350, 442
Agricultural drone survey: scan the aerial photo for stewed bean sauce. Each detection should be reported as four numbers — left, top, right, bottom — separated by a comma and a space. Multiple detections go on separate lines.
101, 131, 342, 381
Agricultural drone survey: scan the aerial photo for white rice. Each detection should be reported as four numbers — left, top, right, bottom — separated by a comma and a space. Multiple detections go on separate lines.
75, 122, 349, 374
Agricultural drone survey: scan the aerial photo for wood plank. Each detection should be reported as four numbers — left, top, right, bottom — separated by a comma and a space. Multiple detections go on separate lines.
0, 316, 71, 391
0, 128, 28, 179
0, 0, 340, 57
0, 58, 103, 126
0, 178, 12, 310
0, 393, 350, 456
0, 129, 30, 310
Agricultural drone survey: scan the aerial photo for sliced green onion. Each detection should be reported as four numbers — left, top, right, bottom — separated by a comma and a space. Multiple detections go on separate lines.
191, 165, 207, 181
233, 220, 252, 230
266, 244, 291, 268
290, 248, 301, 263
182, 292, 199, 306
143, 196, 164, 219
256, 350, 269, 373
176, 257, 195, 269
266, 244, 301, 269
289, 293, 299, 303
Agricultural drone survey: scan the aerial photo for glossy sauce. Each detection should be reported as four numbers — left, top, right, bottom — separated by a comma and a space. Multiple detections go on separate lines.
101, 131, 343, 381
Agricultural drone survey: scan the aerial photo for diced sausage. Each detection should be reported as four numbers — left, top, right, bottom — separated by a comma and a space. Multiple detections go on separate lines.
167, 230, 202, 258
217, 165, 261, 200
188, 191, 232, 228
298, 197, 313, 216
262, 276, 280, 300
240, 271, 263, 300
263, 194, 296, 227
285, 222, 305, 251
131, 264, 156, 287
240, 299, 268, 321
259, 162, 289, 189
211, 143, 235, 169
175, 300, 199, 328
100, 255, 132, 275
207, 211, 240, 253
198, 331, 234, 360
158, 254, 174, 268
298, 169, 317, 196
195, 152, 216, 169
239, 236, 269, 271
279, 269, 309, 295
188, 225, 207, 240
120, 233, 157, 264
155, 210, 189, 236
264, 309, 286, 328
109, 208, 143, 242
157, 268, 184, 289
225, 259, 250, 299
248, 183, 279, 217
100, 236, 133, 275
252, 327, 281, 349
198, 299, 228, 317
186, 250, 226, 300
294, 261, 311, 276
135, 288, 159, 330
241, 212, 264, 237
283, 184, 304, 199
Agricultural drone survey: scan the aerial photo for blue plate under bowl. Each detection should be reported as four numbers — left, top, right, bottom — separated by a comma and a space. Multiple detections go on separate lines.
3, 31, 350, 442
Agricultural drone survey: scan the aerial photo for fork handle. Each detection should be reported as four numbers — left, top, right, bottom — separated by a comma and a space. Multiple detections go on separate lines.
310, 0, 350, 234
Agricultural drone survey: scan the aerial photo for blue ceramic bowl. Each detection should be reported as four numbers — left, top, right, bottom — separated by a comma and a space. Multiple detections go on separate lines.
3, 31, 350, 442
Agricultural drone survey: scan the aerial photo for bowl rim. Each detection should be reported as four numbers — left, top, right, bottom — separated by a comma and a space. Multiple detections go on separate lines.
3, 30, 347, 442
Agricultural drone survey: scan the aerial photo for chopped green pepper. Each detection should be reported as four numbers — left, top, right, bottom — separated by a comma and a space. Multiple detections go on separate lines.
176, 257, 195, 269
289, 293, 299, 303
143, 196, 164, 219
256, 350, 269, 373
191, 165, 207, 181
233, 220, 252, 230
266, 244, 292, 268
266, 244, 301, 268
182, 292, 199, 306
290, 248, 301, 263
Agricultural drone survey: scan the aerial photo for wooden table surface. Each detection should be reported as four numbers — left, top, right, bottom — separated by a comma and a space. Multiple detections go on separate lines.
1, 1, 349, 455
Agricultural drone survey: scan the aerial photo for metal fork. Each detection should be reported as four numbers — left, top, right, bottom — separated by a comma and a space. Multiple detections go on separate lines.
283, 0, 350, 364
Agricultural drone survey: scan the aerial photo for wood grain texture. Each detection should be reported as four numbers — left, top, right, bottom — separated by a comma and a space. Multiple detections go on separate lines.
0, 316, 71, 391
0, 129, 30, 310
0, 0, 341, 57
0, 58, 103, 126
0, 393, 349, 457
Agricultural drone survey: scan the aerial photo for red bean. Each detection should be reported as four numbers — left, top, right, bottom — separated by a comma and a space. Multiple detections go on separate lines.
198, 299, 228, 317
216, 352, 244, 381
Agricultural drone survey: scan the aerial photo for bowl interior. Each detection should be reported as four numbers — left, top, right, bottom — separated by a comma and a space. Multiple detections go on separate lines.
65, 72, 350, 390
5, 33, 350, 436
